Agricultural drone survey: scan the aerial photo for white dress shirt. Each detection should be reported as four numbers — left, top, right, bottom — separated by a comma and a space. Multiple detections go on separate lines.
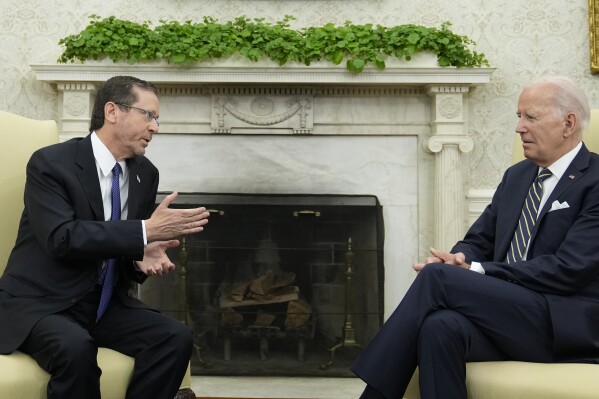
91, 132, 147, 245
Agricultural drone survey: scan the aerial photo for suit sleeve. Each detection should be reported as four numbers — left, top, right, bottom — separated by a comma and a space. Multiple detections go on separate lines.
451, 169, 507, 263
24, 149, 145, 262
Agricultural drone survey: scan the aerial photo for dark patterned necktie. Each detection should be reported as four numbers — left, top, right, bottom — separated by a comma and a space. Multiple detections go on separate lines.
96, 163, 122, 322
507, 168, 552, 263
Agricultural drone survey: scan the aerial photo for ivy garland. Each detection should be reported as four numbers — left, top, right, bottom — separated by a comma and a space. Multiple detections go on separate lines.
58, 15, 489, 73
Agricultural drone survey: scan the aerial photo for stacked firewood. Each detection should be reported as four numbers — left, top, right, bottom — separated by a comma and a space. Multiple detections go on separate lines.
219, 270, 311, 329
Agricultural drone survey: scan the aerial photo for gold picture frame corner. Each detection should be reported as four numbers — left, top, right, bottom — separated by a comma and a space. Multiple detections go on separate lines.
590, 0, 599, 74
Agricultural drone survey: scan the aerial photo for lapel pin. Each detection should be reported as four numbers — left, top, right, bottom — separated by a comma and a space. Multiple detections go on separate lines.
137, 175, 141, 183
569, 175, 575, 179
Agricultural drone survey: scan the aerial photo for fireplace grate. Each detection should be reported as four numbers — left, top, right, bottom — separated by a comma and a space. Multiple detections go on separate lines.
140, 193, 384, 377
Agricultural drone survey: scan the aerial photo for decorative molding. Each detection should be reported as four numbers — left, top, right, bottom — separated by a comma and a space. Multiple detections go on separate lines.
63, 93, 88, 116
426, 85, 470, 94
209, 87, 316, 95
426, 135, 474, 153
56, 83, 98, 92
158, 87, 205, 96
211, 95, 313, 134
31, 62, 495, 86
438, 97, 462, 119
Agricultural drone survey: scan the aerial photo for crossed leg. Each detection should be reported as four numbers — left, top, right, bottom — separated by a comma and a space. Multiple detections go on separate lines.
351, 263, 554, 399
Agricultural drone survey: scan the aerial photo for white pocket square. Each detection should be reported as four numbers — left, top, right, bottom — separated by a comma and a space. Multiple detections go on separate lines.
549, 200, 570, 212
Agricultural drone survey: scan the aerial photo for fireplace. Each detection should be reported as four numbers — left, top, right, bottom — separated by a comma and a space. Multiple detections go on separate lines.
32, 60, 493, 370
140, 193, 383, 376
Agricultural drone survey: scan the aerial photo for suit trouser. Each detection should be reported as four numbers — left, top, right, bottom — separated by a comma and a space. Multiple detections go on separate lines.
351, 263, 554, 399
19, 286, 193, 399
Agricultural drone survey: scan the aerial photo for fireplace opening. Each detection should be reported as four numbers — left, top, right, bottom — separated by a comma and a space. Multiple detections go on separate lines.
140, 193, 384, 377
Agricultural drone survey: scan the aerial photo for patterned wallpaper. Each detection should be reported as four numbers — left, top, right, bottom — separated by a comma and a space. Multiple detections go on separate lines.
0, 0, 597, 189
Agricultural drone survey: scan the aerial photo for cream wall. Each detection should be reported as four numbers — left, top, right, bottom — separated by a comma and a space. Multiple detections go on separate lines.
1, 0, 598, 224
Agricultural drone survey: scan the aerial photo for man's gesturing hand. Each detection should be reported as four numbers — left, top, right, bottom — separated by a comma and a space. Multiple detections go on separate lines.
136, 240, 179, 276
145, 192, 210, 242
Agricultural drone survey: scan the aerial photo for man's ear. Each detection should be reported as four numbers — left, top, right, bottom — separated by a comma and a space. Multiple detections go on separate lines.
104, 102, 118, 124
563, 112, 577, 137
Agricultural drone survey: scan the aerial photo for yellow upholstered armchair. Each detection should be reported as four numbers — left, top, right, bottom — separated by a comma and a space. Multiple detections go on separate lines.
403, 112, 599, 398
0, 111, 194, 399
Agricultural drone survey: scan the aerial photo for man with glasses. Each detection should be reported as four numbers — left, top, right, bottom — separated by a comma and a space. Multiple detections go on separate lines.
0, 76, 209, 399
114, 102, 161, 126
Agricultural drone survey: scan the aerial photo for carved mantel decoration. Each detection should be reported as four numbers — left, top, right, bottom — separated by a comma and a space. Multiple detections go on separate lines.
211, 89, 314, 134
32, 59, 494, 286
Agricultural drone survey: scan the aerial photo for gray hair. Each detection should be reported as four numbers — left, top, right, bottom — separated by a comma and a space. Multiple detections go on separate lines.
526, 76, 590, 133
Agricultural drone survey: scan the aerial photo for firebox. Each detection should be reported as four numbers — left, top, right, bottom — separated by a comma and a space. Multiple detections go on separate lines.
140, 193, 384, 377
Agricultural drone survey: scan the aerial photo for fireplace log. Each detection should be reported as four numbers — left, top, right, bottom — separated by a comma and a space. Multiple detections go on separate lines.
219, 285, 300, 308
285, 298, 311, 328
221, 307, 243, 326
254, 311, 277, 326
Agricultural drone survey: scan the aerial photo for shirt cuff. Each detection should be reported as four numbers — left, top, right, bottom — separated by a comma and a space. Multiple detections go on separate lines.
141, 220, 147, 246
470, 261, 485, 274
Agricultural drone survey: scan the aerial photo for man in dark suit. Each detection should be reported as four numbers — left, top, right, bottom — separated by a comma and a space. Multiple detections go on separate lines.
0, 76, 210, 399
352, 76, 599, 399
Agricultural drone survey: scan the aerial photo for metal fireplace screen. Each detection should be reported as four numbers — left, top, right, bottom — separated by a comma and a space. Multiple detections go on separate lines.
140, 193, 384, 377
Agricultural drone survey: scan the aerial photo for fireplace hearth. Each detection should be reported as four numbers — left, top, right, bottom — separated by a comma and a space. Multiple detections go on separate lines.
140, 193, 384, 376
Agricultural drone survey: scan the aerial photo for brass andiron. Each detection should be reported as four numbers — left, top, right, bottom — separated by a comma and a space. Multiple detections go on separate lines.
178, 237, 213, 368
320, 237, 362, 370
177, 237, 189, 325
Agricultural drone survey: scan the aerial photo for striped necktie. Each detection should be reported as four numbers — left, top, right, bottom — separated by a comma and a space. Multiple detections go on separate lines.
96, 162, 122, 322
507, 168, 552, 263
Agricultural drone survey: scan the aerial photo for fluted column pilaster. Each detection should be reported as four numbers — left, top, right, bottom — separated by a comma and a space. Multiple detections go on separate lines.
426, 85, 473, 250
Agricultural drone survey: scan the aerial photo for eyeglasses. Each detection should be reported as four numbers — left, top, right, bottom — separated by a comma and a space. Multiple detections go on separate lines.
115, 103, 160, 126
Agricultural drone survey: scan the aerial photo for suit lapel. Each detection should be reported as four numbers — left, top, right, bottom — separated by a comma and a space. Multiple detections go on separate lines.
126, 157, 143, 220
75, 135, 104, 221
530, 145, 591, 240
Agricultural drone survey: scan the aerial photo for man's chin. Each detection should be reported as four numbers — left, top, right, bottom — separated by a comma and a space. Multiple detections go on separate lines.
134, 147, 147, 157
522, 143, 535, 155
522, 148, 535, 160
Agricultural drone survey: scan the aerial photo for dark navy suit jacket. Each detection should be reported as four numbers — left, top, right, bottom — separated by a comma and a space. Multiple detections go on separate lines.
0, 134, 159, 353
453, 144, 599, 360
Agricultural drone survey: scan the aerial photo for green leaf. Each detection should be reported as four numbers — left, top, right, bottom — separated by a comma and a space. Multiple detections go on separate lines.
407, 33, 420, 44
171, 54, 186, 63
347, 58, 365, 73
438, 56, 450, 66
331, 50, 344, 65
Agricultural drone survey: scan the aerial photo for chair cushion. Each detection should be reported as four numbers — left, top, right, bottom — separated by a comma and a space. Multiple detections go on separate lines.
404, 361, 599, 399
0, 350, 49, 398
466, 361, 599, 399
0, 348, 134, 399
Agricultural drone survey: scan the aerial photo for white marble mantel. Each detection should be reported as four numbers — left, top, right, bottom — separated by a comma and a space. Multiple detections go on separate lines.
32, 59, 494, 315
